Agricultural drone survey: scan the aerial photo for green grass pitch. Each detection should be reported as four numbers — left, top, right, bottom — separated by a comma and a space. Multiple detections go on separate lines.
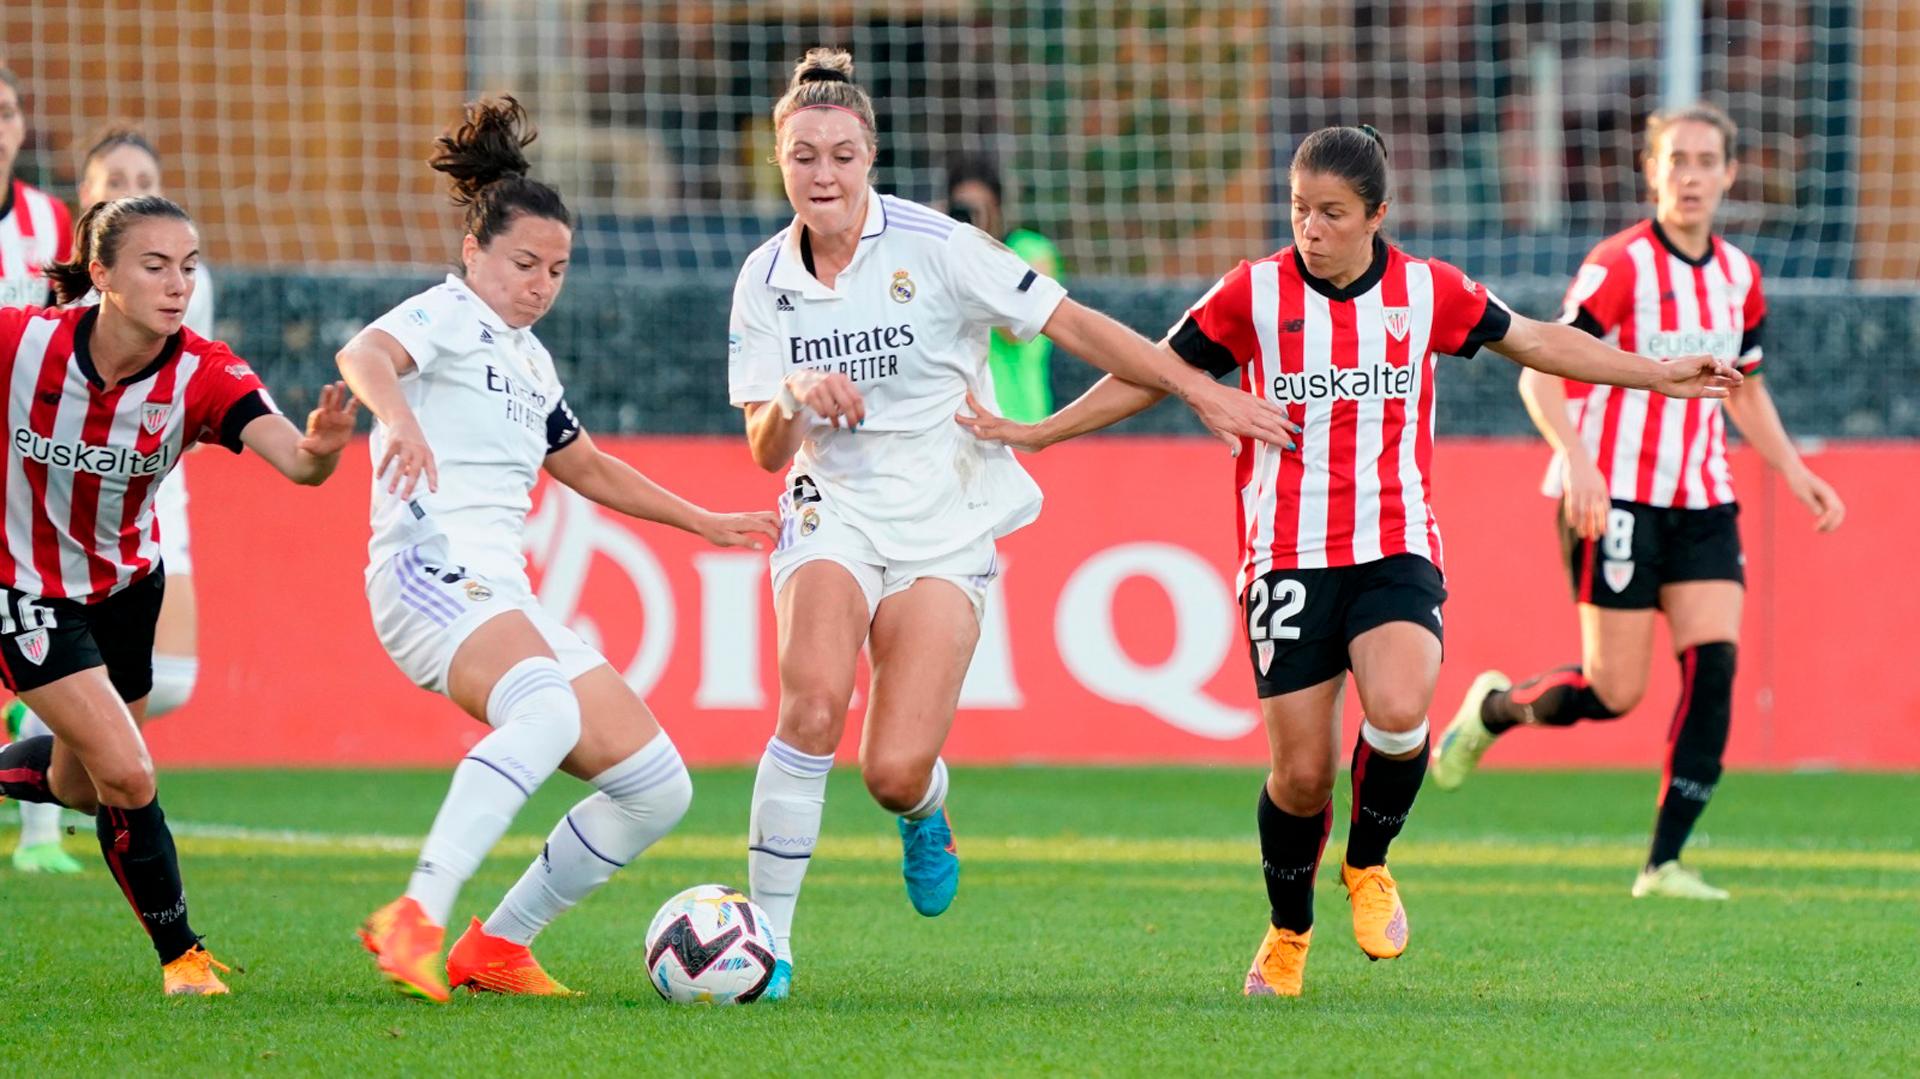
4, 767, 1916, 1075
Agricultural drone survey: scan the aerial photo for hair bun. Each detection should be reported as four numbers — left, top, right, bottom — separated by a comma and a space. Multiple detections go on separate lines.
798, 67, 849, 85
1358, 123, 1387, 152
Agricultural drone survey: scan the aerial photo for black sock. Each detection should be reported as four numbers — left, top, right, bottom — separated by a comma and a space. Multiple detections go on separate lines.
1482, 665, 1621, 734
1345, 733, 1429, 869
1257, 786, 1330, 933
97, 799, 200, 964
1649, 643, 1735, 866
0, 735, 61, 804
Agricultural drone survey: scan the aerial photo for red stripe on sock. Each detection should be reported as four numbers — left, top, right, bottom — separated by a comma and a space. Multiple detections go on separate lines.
1350, 739, 1372, 823
1657, 648, 1699, 808
1508, 669, 1590, 708
100, 808, 147, 934
0, 767, 47, 785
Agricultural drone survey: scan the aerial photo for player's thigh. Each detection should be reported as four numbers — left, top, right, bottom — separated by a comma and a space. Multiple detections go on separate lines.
560, 663, 662, 780
773, 559, 874, 747
1576, 603, 1658, 711
860, 577, 980, 772
1346, 621, 1442, 731
1259, 673, 1345, 813
1660, 580, 1743, 650
152, 573, 197, 658
89, 572, 166, 713
445, 610, 559, 722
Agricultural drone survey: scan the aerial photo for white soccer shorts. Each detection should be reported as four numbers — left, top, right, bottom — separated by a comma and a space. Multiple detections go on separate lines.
768, 493, 999, 622
366, 538, 606, 695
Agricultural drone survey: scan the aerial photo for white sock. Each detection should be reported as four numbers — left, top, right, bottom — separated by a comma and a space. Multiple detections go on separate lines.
748, 737, 833, 963
483, 732, 692, 945
901, 758, 949, 821
146, 655, 199, 718
15, 709, 60, 847
405, 657, 581, 927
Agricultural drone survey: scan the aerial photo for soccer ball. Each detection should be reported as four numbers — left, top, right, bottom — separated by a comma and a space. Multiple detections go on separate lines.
644, 884, 780, 1004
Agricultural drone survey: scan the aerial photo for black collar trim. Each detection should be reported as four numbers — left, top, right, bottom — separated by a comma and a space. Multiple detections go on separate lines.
1650, 219, 1716, 268
1294, 235, 1390, 302
800, 227, 817, 278
0, 178, 14, 224
73, 307, 182, 391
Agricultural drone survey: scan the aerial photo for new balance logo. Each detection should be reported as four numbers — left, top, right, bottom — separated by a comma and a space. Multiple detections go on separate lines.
776, 295, 795, 312
1280, 318, 1305, 333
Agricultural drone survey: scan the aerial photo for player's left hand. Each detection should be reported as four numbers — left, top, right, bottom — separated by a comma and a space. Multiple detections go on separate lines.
1652, 355, 1743, 399
298, 381, 359, 458
1188, 380, 1298, 455
1786, 467, 1845, 532
698, 510, 780, 550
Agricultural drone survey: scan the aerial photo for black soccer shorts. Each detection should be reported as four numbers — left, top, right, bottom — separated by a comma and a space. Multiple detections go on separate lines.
0, 570, 164, 702
1560, 499, 1744, 610
1239, 553, 1447, 699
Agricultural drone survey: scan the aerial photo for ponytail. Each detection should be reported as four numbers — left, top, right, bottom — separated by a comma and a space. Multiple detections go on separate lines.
429, 95, 570, 247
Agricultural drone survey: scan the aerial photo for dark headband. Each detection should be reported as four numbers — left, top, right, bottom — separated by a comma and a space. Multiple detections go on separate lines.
798, 67, 850, 85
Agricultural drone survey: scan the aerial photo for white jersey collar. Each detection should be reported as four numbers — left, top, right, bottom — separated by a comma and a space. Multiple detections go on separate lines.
766, 187, 888, 299
442, 273, 531, 339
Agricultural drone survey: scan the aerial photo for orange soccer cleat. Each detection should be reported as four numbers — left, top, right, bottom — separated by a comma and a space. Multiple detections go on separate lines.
446, 917, 577, 996
1341, 862, 1410, 960
359, 896, 450, 1003
162, 943, 232, 996
1242, 926, 1312, 997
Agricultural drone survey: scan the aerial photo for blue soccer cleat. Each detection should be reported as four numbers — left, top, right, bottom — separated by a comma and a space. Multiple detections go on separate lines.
762, 958, 793, 1002
898, 808, 960, 917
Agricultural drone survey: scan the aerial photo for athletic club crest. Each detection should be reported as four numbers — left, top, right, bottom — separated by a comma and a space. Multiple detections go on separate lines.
15, 628, 48, 666
1256, 640, 1275, 675
1603, 559, 1635, 593
141, 402, 171, 436
1382, 307, 1411, 342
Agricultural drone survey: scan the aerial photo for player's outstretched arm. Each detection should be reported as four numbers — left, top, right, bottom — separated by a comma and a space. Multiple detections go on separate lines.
336, 329, 438, 497
1493, 315, 1743, 400
1722, 374, 1845, 532
956, 370, 1166, 453
1038, 299, 1297, 454
545, 432, 779, 549
238, 381, 358, 486
1518, 368, 1609, 541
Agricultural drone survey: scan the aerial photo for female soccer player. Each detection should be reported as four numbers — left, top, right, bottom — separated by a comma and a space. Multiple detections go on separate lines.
958, 125, 1741, 997
6, 128, 211, 874
1430, 104, 1844, 900
0, 65, 79, 874
339, 96, 777, 1003
0, 194, 357, 994
730, 49, 1295, 1002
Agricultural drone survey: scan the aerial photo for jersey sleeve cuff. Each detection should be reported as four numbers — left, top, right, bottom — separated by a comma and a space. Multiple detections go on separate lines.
217, 389, 279, 453
1457, 299, 1514, 358
729, 383, 783, 408
1000, 278, 1068, 344
1168, 316, 1241, 377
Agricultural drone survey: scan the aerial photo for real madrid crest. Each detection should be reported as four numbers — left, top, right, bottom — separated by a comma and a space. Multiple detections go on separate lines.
800, 506, 821, 537
889, 269, 915, 304
464, 580, 494, 602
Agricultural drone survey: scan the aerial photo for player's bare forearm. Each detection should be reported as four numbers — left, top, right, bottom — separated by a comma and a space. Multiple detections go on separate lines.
1495, 316, 1663, 391
1722, 374, 1806, 476
1032, 373, 1168, 448
546, 436, 706, 533
335, 332, 422, 431
1517, 366, 1592, 465
240, 416, 338, 486
1039, 300, 1214, 407
742, 400, 808, 473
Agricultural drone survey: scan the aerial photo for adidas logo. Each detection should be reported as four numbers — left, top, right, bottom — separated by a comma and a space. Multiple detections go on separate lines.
479, 327, 494, 344
776, 294, 795, 312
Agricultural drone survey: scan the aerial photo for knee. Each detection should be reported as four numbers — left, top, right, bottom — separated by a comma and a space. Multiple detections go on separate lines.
1361, 696, 1429, 736
861, 757, 933, 814
647, 759, 695, 829
1586, 667, 1645, 715
489, 658, 583, 745
1268, 759, 1334, 816
91, 757, 156, 809
777, 687, 848, 756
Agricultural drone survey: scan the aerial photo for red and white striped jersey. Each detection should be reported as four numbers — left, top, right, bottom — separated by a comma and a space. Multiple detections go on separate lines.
1544, 220, 1765, 508
0, 305, 279, 602
1170, 238, 1510, 586
0, 179, 73, 308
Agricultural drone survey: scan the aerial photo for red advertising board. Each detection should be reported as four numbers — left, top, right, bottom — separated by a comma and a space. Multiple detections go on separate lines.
145, 437, 1920, 769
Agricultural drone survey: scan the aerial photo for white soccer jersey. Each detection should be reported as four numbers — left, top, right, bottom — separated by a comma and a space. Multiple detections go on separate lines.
0, 180, 70, 309
728, 189, 1067, 561
363, 275, 581, 588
